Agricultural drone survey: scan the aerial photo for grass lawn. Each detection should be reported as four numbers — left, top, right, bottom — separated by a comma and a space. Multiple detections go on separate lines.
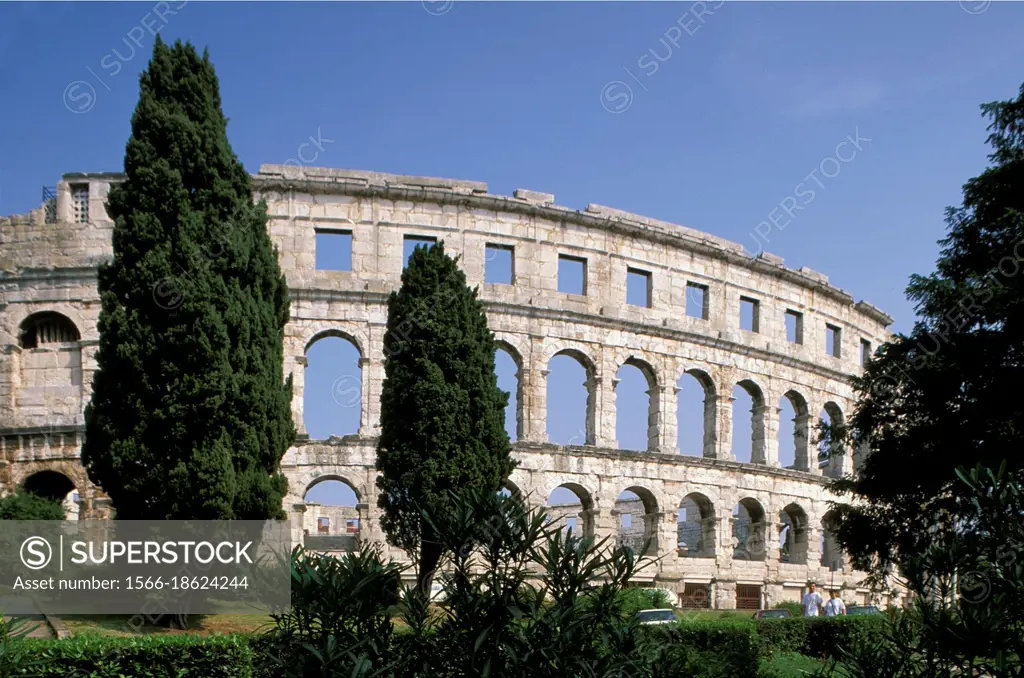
60, 613, 272, 637
761, 651, 826, 676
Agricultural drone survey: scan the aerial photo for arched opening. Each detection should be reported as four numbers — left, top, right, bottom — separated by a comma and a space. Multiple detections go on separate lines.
677, 370, 715, 457
304, 333, 362, 439
732, 380, 766, 463
778, 503, 809, 564
614, 487, 658, 556
303, 478, 361, 548
821, 511, 843, 571
819, 402, 846, 477
19, 312, 80, 349
677, 493, 715, 558
615, 360, 658, 452
546, 483, 594, 539
780, 390, 810, 470
546, 351, 595, 446
495, 345, 522, 442
732, 498, 766, 561
22, 470, 77, 519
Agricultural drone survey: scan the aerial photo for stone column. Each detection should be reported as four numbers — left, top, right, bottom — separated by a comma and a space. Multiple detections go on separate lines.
523, 335, 548, 443
356, 502, 384, 547
805, 525, 822, 571
293, 355, 308, 436
357, 357, 371, 435
793, 412, 816, 474
365, 325, 387, 435
290, 503, 308, 548
586, 508, 615, 543
656, 510, 678, 559
711, 394, 735, 460
762, 404, 780, 467
653, 385, 675, 454
751, 403, 769, 464
592, 374, 612, 447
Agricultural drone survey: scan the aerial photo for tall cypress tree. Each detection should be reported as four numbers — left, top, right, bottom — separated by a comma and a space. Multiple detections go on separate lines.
376, 242, 515, 589
82, 37, 294, 519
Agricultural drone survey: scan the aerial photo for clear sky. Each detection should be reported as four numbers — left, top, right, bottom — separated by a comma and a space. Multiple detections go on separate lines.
2, 1, 1022, 509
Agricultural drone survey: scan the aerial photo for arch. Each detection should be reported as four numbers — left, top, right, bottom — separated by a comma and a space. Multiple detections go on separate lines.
779, 390, 811, 470
21, 470, 77, 518
677, 492, 715, 558
303, 475, 362, 505
18, 311, 80, 349
615, 358, 659, 452
614, 486, 658, 556
304, 333, 363, 439
547, 350, 597, 446
732, 497, 767, 561
778, 503, 809, 564
677, 369, 716, 457
733, 379, 767, 464
546, 482, 595, 539
302, 476, 361, 539
819, 402, 846, 477
494, 343, 523, 442
303, 328, 365, 357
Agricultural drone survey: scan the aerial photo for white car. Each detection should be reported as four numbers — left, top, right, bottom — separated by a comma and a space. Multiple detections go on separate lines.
635, 608, 678, 625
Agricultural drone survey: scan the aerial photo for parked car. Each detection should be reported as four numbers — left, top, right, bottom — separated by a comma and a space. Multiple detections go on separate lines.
752, 608, 793, 619
846, 605, 881, 616
635, 608, 678, 625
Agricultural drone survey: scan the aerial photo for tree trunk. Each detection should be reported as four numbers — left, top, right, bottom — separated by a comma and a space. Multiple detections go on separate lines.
417, 537, 444, 596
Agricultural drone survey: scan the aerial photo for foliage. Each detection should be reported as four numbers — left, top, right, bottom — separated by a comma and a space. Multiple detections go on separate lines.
825, 81, 1024, 577
0, 489, 65, 520
1, 615, 41, 678
375, 242, 515, 588
261, 545, 404, 678
81, 36, 294, 519
11, 634, 255, 677
616, 587, 673, 617
772, 600, 803, 617
644, 620, 762, 678
818, 465, 1024, 677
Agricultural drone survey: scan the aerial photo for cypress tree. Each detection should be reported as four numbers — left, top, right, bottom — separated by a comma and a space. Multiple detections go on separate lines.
82, 37, 294, 519
375, 242, 515, 589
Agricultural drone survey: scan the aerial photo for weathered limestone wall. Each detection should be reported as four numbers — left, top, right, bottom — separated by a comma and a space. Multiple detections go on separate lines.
0, 167, 897, 607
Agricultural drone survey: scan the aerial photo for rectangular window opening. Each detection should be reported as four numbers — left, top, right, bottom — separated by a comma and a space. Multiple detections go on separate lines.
626, 267, 652, 308
785, 310, 804, 344
71, 184, 89, 224
826, 324, 842, 358
315, 230, 353, 271
558, 254, 587, 295
485, 244, 515, 284
740, 296, 760, 333
621, 513, 633, 529
403, 235, 438, 268
860, 338, 872, 367
686, 282, 709, 320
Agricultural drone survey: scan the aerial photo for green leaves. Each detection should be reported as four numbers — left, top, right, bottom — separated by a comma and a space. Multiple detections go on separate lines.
82, 36, 294, 519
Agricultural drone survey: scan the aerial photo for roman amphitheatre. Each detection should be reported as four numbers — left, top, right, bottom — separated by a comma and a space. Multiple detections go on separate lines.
0, 165, 897, 610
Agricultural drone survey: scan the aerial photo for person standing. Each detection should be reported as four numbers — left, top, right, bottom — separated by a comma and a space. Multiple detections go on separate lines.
802, 582, 824, 617
823, 589, 846, 616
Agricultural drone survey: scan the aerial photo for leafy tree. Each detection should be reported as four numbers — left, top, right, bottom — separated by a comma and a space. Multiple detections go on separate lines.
0, 489, 65, 520
827, 82, 1024, 577
375, 242, 515, 590
82, 36, 294, 519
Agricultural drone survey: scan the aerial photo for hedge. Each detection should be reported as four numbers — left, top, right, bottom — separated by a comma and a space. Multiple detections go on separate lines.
14, 634, 256, 677
645, 620, 762, 678
755, 616, 887, 659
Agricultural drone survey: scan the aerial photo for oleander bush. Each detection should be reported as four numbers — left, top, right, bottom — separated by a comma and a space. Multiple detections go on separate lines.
754, 616, 886, 659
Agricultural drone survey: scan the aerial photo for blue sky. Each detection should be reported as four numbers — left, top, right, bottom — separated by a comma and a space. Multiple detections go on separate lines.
2, 1, 1022, 509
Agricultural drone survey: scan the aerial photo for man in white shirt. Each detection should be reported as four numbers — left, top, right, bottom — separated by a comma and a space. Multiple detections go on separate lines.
802, 582, 824, 616
823, 589, 846, 616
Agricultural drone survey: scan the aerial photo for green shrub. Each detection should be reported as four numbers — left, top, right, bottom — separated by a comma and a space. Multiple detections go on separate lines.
757, 617, 809, 654
0, 490, 65, 520
645, 620, 761, 678
617, 587, 673, 617
755, 616, 886, 659
772, 600, 803, 617
14, 634, 255, 677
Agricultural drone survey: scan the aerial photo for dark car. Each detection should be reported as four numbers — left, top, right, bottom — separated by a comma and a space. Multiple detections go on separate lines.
752, 609, 793, 619
846, 605, 881, 616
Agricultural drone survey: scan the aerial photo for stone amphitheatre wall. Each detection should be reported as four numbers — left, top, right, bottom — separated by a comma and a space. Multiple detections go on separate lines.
0, 167, 896, 608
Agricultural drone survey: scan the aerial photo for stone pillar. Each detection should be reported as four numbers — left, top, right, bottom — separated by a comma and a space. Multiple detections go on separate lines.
292, 355, 308, 436
356, 502, 384, 547
357, 357, 371, 435
365, 326, 387, 434
751, 403, 769, 464
522, 367, 548, 443
291, 503, 308, 548
763, 404, 780, 467
805, 525, 822, 571
656, 510, 677, 559
715, 581, 737, 610
711, 394, 735, 460
700, 516, 718, 559
662, 385, 680, 455
793, 412, 817, 474
592, 375, 612, 447
716, 509, 734, 572
586, 508, 615, 543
